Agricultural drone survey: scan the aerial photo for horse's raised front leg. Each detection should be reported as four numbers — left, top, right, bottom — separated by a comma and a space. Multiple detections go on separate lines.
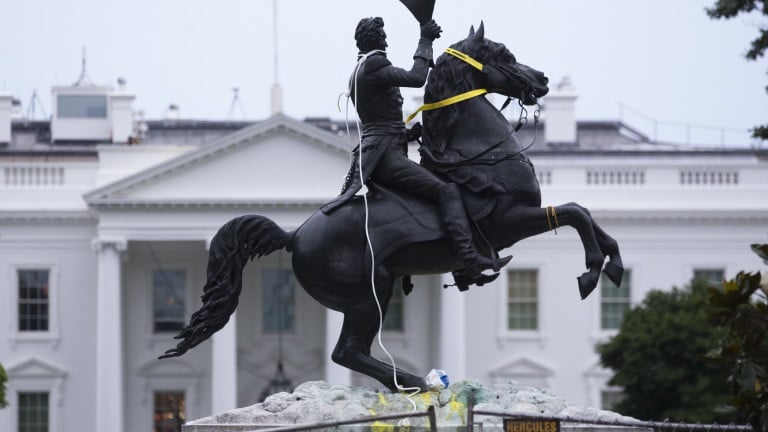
331, 287, 427, 392
564, 202, 624, 287
495, 205, 604, 299
547, 205, 605, 299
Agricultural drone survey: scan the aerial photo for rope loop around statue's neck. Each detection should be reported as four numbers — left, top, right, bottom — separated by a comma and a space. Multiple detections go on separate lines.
406, 48, 488, 123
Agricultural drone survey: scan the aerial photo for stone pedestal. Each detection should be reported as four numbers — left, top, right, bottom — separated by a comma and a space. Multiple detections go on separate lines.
182, 380, 651, 432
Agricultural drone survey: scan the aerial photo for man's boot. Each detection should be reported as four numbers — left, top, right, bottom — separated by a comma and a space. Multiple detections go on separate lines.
437, 184, 511, 280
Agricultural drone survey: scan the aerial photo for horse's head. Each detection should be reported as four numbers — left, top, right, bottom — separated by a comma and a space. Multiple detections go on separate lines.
423, 23, 549, 152
447, 22, 548, 104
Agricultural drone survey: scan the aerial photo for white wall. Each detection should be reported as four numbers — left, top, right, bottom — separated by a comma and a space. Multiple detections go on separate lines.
0, 221, 98, 432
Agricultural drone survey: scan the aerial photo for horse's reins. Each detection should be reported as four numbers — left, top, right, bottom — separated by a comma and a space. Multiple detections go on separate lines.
406, 47, 541, 165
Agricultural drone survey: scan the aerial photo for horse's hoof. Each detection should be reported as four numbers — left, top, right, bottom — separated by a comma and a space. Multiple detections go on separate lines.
396, 376, 428, 393
475, 272, 500, 286
577, 274, 598, 300
603, 262, 624, 288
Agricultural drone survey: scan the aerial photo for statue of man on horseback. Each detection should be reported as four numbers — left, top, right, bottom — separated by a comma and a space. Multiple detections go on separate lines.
160, 2, 624, 393
321, 16, 509, 286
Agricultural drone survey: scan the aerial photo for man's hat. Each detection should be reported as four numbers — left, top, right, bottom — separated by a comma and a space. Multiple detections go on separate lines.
399, 0, 436, 24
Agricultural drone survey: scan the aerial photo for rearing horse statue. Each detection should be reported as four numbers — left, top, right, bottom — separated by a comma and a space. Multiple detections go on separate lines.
160, 24, 624, 393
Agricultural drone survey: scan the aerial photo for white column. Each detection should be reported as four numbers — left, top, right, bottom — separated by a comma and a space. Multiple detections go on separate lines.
93, 239, 127, 432
439, 273, 467, 380
211, 312, 238, 413
324, 309, 352, 386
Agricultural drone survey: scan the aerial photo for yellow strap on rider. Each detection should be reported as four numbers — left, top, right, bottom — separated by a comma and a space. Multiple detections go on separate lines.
405, 88, 488, 123
444, 48, 484, 71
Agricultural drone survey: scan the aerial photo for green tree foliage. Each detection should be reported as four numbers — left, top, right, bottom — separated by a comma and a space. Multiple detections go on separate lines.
0, 362, 7, 408
705, 244, 768, 432
706, 1, 768, 139
597, 279, 738, 422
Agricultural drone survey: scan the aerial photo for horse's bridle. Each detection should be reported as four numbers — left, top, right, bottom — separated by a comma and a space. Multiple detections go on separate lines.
408, 47, 541, 155
406, 48, 539, 128
447, 48, 541, 128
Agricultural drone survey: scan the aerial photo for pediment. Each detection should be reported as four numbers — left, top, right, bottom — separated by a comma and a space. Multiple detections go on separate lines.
490, 356, 554, 378
85, 114, 352, 206
6, 357, 68, 378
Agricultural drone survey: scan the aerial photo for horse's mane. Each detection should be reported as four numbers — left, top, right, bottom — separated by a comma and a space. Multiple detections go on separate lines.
423, 35, 516, 154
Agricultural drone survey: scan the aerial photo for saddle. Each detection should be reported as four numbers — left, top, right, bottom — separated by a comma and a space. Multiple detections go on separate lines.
336, 183, 502, 293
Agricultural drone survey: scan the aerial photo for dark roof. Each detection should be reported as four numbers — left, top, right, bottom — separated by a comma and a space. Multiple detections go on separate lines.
3, 117, 763, 159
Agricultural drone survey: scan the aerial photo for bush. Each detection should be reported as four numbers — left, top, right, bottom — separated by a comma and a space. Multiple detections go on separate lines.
0, 362, 7, 408
705, 244, 768, 432
597, 278, 736, 422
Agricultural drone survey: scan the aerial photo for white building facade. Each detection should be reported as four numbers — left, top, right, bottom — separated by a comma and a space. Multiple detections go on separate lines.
0, 81, 766, 432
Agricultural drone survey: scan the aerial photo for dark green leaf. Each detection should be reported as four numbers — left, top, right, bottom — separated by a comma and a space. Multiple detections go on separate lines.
752, 244, 768, 261
0, 362, 7, 408
708, 286, 728, 307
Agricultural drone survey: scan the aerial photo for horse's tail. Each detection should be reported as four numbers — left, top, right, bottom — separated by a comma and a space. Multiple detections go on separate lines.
159, 215, 293, 359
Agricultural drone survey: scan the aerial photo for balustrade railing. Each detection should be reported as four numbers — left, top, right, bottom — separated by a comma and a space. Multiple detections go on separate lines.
586, 169, 646, 186
679, 169, 739, 186
3, 165, 66, 187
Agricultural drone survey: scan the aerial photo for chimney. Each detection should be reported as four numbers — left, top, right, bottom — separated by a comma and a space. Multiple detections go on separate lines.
0, 93, 12, 144
109, 84, 135, 143
543, 76, 578, 145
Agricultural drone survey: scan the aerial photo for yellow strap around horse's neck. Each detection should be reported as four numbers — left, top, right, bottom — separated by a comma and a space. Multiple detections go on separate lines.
405, 88, 488, 123
405, 48, 487, 123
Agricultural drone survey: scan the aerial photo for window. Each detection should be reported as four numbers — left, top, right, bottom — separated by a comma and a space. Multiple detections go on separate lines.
18, 391, 49, 432
57, 94, 107, 118
8, 265, 59, 346
693, 268, 724, 285
507, 270, 538, 330
153, 391, 185, 432
382, 280, 404, 331
6, 358, 66, 432
601, 270, 631, 330
139, 361, 200, 432
153, 269, 186, 333
262, 269, 295, 332
18, 270, 50, 332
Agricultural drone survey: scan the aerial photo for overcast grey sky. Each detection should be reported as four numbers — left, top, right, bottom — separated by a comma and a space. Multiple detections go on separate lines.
2, 0, 766, 146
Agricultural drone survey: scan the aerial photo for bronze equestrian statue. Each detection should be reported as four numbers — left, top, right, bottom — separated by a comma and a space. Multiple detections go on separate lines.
160, 22, 624, 393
